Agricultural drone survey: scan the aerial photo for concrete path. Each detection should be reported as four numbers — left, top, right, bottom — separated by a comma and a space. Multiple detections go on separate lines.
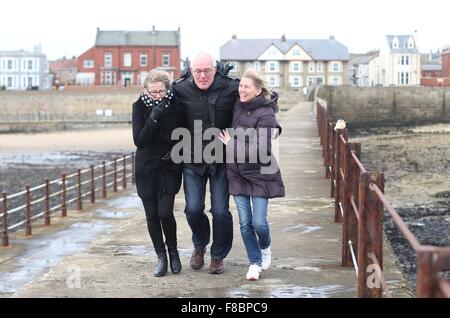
0, 102, 411, 298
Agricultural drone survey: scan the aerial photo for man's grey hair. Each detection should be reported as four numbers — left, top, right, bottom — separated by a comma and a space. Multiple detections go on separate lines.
190, 52, 217, 69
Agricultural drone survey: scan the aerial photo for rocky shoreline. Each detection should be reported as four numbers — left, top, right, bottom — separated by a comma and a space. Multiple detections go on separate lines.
350, 124, 450, 293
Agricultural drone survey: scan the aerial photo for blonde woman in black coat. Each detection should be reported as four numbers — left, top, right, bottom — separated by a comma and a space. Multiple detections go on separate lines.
132, 70, 182, 277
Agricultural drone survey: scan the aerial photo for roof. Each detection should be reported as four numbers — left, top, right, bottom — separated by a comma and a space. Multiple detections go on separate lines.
95, 29, 180, 47
350, 52, 379, 65
421, 64, 442, 72
385, 35, 420, 54
220, 38, 349, 61
0, 50, 45, 57
49, 58, 77, 71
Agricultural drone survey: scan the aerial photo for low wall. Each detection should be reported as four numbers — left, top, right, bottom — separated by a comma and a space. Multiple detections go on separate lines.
0, 121, 131, 133
317, 86, 450, 128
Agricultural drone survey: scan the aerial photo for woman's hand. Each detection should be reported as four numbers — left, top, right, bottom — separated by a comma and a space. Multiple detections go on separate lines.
218, 129, 231, 145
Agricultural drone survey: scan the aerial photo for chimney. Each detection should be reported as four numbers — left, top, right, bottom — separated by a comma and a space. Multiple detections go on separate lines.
232, 34, 237, 40
152, 25, 156, 34
281, 34, 286, 42
329, 35, 335, 41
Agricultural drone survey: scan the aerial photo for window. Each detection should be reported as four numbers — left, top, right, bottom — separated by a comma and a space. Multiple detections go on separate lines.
328, 76, 341, 86
330, 62, 341, 73
290, 62, 302, 73
7, 77, 12, 88
123, 53, 132, 67
83, 60, 94, 68
405, 56, 410, 65
162, 54, 170, 67
393, 38, 399, 49
140, 53, 148, 67
265, 75, 279, 87
28, 60, 33, 70
289, 76, 303, 87
316, 62, 323, 73
28, 77, 33, 87
7, 60, 12, 70
104, 53, 112, 67
407, 39, 415, 49
265, 61, 279, 73
268, 47, 278, 56
253, 61, 261, 71
308, 62, 315, 73
292, 49, 301, 56
228, 61, 239, 73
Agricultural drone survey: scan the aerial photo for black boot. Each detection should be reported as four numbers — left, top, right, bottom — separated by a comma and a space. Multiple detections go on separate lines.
168, 248, 182, 274
154, 251, 168, 277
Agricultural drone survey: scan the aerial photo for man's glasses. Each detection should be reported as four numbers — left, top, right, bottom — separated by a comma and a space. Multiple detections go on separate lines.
192, 68, 214, 76
147, 89, 167, 97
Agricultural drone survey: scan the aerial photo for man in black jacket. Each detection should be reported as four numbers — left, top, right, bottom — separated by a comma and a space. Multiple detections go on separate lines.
172, 53, 239, 274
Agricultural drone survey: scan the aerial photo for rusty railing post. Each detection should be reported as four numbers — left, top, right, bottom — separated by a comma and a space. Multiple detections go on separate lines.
77, 169, 83, 210
113, 159, 118, 193
131, 153, 136, 185
334, 128, 346, 223
342, 143, 361, 267
25, 184, 32, 236
90, 165, 95, 204
2, 192, 9, 247
416, 250, 438, 298
44, 179, 51, 226
357, 172, 384, 298
122, 155, 127, 190
61, 173, 67, 217
102, 161, 107, 199
330, 121, 336, 198
325, 119, 332, 179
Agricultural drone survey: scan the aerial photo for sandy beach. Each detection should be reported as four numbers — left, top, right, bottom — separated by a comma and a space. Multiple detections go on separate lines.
0, 127, 135, 154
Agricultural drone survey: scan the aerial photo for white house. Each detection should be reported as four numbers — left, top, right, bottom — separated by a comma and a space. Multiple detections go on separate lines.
220, 35, 349, 89
0, 46, 51, 90
369, 35, 421, 86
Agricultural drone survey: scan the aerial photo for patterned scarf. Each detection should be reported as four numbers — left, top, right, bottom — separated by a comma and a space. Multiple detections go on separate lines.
140, 89, 174, 108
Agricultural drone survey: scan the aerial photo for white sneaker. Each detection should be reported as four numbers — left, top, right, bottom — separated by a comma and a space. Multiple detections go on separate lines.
261, 246, 271, 270
246, 264, 262, 281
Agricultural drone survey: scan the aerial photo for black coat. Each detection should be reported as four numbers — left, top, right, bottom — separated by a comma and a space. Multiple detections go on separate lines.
172, 70, 239, 174
226, 93, 285, 199
132, 95, 182, 201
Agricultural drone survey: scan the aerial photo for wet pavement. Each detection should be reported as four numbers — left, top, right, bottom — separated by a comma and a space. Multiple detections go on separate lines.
0, 102, 411, 298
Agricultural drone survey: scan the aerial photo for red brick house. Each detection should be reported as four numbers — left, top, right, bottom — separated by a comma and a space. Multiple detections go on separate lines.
76, 27, 181, 87
49, 57, 77, 87
421, 46, 450, 86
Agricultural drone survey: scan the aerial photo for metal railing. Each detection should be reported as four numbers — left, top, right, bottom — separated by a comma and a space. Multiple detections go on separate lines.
316, 101, 450, 298
1, 153, 135, 247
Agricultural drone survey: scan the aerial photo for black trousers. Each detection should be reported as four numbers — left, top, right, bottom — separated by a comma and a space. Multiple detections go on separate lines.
142, 194, 177, 254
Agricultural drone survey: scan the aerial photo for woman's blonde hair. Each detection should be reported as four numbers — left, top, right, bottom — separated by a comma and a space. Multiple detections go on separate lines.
144, 69, 171, 90
242, 69, 270, 99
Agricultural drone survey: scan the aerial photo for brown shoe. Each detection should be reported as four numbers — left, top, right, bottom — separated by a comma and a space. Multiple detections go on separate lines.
208, 258, 224, 274
190, 247, 206, 270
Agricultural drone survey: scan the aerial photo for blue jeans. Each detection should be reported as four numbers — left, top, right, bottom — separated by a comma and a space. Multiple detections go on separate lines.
183, 165, 233, 260
233, 196, 271, 265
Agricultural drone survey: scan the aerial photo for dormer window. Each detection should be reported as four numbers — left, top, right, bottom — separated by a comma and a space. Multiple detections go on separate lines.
407, 37, 415, 49
392, 37, 399, 49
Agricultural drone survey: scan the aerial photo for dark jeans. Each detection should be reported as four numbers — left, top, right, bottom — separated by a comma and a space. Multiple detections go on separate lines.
183, 165, 233, 260
142, 194, 177, 254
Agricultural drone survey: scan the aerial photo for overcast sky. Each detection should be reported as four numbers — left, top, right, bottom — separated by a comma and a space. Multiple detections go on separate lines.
1, 0, 447, 61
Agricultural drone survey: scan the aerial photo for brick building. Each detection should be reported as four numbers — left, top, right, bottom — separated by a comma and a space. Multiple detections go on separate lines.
76, 27, 181, 87
421, 46, 450, 86
49, 56, 77, 87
